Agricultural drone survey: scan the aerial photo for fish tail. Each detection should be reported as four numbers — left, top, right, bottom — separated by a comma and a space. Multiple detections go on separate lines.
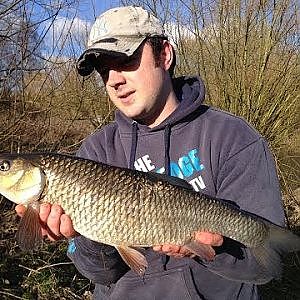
251, 224, 300, 279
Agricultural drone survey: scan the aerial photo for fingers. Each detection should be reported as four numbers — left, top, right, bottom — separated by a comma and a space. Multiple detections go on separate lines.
16, 203, 77, 241
15, 204, 26, 217
40, 203, 51, 223
60, 214, 77, 238
153, 244, 177, 254
47, 204, 63, 239
162, 244, 181, 256
152, 231, 224, 260
152, 245, 162, 252
45, 204, 77, 240
153, 244, 193, 258
195, 231, 223, 246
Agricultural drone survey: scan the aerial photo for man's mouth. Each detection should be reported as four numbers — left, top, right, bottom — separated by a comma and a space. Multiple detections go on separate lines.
117, 91, 135, 103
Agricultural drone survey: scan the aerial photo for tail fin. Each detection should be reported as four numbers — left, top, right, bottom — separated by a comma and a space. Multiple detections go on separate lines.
251, 224, 300, 279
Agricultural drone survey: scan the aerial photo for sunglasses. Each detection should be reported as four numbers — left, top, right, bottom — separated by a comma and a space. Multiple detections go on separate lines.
95, 42, 145, 79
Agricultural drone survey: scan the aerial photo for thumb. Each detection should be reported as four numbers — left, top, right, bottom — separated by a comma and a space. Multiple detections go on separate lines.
15, 204, 26, 217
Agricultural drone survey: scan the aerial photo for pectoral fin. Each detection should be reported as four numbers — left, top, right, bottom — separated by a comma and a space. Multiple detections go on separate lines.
16, 204, 42, 251
184, 240, 215, 261
116, 245, 148, 275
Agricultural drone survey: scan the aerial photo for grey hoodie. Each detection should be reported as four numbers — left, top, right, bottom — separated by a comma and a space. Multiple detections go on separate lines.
67, 76, 285, 300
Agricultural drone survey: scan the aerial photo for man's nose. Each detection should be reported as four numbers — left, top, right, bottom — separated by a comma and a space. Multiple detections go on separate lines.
107, 69, 126, 88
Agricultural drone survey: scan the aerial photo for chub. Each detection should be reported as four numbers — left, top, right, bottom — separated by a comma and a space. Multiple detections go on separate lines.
0, 153, 299, 283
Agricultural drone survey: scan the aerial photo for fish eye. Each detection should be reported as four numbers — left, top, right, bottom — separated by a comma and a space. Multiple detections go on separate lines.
0, 160, 10, 172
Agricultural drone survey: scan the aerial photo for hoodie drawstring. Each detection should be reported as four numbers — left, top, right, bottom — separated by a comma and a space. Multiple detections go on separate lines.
129, 121, 138, 170
164, 125, 171, 176
129, 122, 171, 175
162, 124, 171, 269
129, 121, 171, 270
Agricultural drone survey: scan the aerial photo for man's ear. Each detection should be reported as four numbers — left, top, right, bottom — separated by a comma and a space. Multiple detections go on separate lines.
160, 41, 174, 71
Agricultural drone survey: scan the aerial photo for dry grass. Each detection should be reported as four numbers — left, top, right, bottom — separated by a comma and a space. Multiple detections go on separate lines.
0, 199, 94, 300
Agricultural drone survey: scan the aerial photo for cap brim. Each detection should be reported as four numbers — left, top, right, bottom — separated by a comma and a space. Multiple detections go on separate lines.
77, 37, 145, 77
89, 36, 146, 55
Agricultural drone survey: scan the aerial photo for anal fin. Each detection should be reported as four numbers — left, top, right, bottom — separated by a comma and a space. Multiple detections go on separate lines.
184, 240, 216, 261
116, 245, 148, 276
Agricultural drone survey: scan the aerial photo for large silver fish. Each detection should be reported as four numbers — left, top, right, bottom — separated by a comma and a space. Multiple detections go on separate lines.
0, 152, 299, 281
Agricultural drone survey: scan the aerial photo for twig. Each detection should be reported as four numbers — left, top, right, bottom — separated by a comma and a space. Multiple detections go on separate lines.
36, 261, 73, 272
64, 288, 83, 300
18, 262, 73, 277
0, 290, 25, 300
18, 264, 37, 275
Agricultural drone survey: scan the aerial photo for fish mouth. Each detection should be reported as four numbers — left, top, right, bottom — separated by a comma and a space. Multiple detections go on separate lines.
0, 157, 46, 205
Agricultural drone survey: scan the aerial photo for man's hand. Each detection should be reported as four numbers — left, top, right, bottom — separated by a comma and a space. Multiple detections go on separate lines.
15, 203, 77, 241
153, 232, 223, 258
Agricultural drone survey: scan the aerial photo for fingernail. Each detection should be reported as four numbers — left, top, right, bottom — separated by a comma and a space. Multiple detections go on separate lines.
52, 204, 62, 215
164, 245, 171, 252
40, 203, 48, 210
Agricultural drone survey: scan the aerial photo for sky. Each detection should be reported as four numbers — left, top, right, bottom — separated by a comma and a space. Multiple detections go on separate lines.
28, 0, 193, 60
29, 0, 123, 58
76, 0, 121, 22
11, 0, 298, 62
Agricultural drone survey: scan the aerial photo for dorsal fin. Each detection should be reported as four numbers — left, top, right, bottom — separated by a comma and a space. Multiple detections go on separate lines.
184, 240, 216, 261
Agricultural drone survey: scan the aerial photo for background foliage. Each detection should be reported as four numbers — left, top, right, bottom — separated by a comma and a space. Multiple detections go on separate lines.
0, 0, 299, 299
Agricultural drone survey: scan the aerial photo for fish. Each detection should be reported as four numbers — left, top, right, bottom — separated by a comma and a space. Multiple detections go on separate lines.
0, 152, 299, 283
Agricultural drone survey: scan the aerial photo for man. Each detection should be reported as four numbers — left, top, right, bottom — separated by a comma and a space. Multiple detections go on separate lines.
16, 5, 285, 299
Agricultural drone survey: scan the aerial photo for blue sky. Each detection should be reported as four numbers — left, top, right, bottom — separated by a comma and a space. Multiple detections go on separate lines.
76, 0, 121, 22
30, 1, 191, 59
31, 0, 123, 58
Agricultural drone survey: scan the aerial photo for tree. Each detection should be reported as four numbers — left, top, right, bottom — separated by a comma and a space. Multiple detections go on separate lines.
0, 0, 43, 94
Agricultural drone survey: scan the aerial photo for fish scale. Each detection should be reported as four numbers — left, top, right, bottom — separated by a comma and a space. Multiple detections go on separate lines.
37, 154, 268, 246
1, 152, 300, 279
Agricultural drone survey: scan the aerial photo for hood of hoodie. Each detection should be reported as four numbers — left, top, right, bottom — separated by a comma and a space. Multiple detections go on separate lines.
115, 76, 206, 133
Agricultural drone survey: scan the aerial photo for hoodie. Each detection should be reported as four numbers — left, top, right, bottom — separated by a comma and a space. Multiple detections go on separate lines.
67, 76, 285, 300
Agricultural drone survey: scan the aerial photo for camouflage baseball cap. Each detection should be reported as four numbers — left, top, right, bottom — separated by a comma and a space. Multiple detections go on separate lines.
77, 6, 166, 76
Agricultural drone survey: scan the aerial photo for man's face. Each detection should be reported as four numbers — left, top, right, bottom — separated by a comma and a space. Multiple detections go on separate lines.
97, 41, 172, 126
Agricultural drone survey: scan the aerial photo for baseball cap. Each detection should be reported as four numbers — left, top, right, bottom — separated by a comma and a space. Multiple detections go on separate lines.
77, 6, 166, 76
